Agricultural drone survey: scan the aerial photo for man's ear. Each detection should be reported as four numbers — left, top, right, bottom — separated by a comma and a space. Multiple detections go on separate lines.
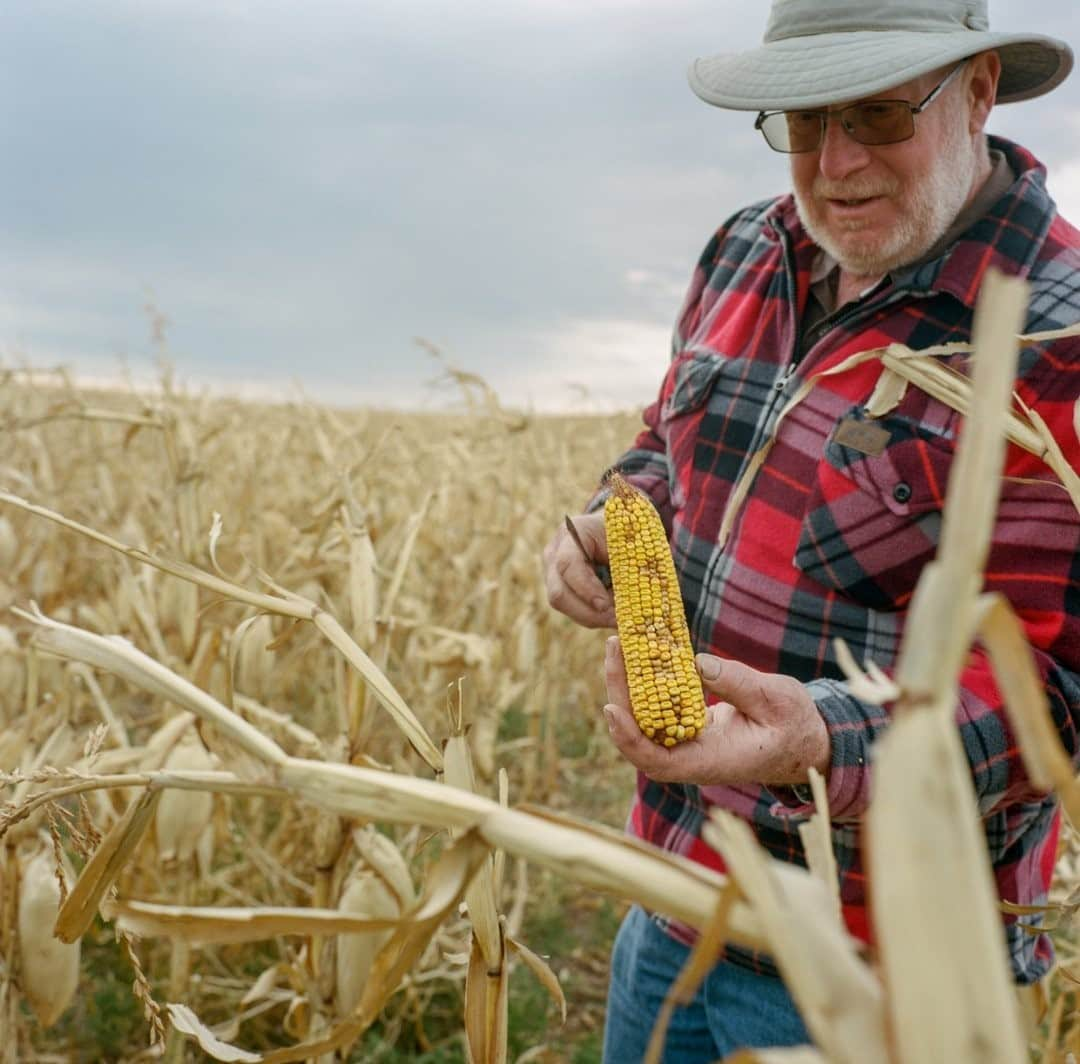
967, 50, 1002, 134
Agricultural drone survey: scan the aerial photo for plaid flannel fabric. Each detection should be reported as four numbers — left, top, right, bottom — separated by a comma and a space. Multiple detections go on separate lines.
603, 137, 1080, 982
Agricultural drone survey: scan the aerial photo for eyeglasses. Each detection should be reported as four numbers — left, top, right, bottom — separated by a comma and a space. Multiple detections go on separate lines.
754, 61, 969, 154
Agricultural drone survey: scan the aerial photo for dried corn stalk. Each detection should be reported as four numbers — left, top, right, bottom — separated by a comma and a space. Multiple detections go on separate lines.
5, 321, 1080, 1062
862, 270, 1030, 1064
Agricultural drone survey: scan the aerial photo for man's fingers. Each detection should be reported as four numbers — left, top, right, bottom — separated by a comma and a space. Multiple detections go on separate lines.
554, 512, 611, 608
567, 512, 610, 566
543, 527, 615, 627
605, 641, 699, 777
559, 548, 613, 613
555, 521, 611, 606
603, 701, 664, 768
603, 699, 729, 784
604, 636, 632, 708
545, 565, 614, 626
603, 641, 682, 777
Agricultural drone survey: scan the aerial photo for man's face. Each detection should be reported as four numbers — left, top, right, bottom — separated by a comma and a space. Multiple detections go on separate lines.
790, 66, 978, 277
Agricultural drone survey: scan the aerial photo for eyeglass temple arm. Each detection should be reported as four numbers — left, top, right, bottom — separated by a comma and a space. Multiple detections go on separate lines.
912, 58, 969, 114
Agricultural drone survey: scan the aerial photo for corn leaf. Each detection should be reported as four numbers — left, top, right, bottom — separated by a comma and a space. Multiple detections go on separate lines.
54, 786, 161, 943
166, 1003, 260, 1063
109, 899, 408, 945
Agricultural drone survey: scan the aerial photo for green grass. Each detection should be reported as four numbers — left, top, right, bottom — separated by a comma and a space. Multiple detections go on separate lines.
571, 1031, 604, 1064
42, 927, 145, 1062
352, 1033, 467, 1063
497, 699, 530, 745
341, 883, 622, 1062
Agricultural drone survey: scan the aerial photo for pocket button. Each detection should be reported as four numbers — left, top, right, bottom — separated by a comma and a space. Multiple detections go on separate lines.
893, 482, 913, 504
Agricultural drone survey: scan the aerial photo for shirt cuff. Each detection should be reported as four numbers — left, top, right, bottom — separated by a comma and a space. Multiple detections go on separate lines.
768, 678, 890, 821
584, 488, 611, 515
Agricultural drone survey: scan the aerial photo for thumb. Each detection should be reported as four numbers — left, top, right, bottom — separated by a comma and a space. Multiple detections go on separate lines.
695, 653, 722, 683
695, 654, 759, 704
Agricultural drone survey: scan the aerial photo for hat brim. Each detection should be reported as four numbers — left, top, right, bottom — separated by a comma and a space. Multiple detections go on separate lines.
688, 30, 1073, 111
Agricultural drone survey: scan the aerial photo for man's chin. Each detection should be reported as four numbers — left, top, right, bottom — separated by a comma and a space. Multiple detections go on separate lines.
818, 231, 921, 277
833, 244, 896, 276
801, 214, 892, 273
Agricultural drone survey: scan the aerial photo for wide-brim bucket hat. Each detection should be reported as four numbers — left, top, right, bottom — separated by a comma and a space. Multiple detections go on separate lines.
689, 0, 1073, 111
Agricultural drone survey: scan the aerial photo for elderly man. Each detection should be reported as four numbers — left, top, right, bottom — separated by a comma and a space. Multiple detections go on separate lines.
543, 1, 1080, 1059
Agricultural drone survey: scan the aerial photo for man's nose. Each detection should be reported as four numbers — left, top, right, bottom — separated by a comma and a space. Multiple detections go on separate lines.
816, 114, 873, 181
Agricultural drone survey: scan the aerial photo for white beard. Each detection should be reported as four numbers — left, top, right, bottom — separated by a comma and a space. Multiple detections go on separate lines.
792, 110, 980, 277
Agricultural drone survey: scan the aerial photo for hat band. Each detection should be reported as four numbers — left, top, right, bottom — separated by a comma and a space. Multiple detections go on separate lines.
765, 2, 989, 43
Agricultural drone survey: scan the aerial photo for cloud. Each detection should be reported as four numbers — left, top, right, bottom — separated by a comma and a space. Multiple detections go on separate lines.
625, 267, 688, 307
487, 315, 670, 413
4, 0, 1079, 414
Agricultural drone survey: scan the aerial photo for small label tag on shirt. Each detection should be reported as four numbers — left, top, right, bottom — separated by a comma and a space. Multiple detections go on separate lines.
833, 417, 891, 457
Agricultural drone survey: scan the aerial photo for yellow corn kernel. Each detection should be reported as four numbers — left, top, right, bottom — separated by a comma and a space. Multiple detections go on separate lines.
604, 472, 706, 746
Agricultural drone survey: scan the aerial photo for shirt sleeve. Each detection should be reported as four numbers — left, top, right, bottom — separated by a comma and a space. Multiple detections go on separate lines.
771, 645, 1080, 822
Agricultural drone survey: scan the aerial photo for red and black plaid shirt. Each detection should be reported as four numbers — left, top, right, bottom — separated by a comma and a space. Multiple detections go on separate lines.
601, 137, 1080, 982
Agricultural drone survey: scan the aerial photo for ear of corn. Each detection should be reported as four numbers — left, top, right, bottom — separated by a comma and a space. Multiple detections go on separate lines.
603, 472, 706, 747
155, 734, 215, 864
17, 844, 81, 1028
0, 515, 17, 570
350, 825, 416, 911
334, 868, 400, 1017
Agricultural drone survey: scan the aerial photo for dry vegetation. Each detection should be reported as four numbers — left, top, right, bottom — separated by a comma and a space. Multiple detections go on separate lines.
2, 271, 1080, 1063
0, 363, 639, 1061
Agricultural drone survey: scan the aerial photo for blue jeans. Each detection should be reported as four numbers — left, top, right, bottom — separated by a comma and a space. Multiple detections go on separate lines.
603, 905, 811, 1063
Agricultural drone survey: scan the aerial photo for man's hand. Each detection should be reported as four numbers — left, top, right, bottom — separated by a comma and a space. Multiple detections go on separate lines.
603, 636, 830, 787
543, 512, 616, 629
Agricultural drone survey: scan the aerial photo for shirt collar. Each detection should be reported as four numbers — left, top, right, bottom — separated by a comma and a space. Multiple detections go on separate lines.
900, 137, 1053, 307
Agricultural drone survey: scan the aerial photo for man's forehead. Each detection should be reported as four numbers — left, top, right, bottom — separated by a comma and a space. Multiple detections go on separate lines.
821, 63, 953, 110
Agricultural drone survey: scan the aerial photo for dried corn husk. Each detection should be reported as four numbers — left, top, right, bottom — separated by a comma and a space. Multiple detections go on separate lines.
157, 577, 199, 659
233, 614, 277, 698
0, 625, 25, 724
344, 502, 378, 650
334, 868, 400, 1017
17, 843, 80, 1027
350, 825, 415, 911
141, 711, 198, 770
156, 733, 216, 863
0, 517, 17, 571
512, 612, 538, 676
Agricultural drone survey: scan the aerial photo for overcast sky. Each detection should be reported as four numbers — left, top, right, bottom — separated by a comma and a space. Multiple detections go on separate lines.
4, 1, 1080, 412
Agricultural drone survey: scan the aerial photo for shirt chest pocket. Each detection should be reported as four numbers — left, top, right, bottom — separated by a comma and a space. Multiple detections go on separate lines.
793, 410, 955, 611
660, 350, 762, 513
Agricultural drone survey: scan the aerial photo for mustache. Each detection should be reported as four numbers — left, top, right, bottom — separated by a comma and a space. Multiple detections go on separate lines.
812, 177, 899, 200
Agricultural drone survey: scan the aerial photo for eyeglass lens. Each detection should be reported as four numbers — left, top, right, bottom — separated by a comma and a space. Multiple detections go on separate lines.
760, 101, 916, 153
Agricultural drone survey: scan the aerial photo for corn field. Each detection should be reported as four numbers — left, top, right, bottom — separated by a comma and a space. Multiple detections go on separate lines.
3, 271, 1080, 1063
